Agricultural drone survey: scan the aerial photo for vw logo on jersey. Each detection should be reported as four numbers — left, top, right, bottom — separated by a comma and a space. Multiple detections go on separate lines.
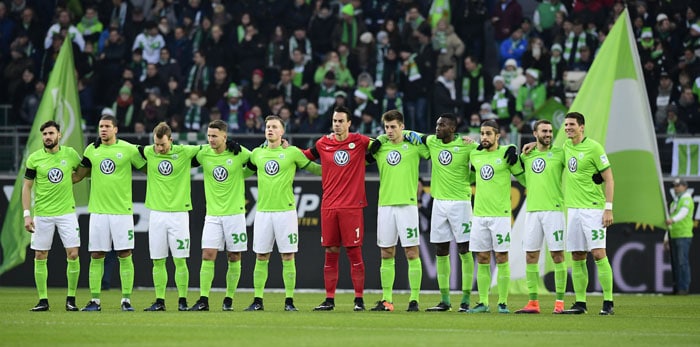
158, 160, 173, 175
568, 157, 578, 172
334, 150, 350, 166
212, 166, 228, 182
531, 158, 546, 173
265, 160, 280, 175
386, 150, 402, 166
438, 150, 452, 165
100, 159, 116, 175
480, 165, 495, 180
47, 168, 63, 183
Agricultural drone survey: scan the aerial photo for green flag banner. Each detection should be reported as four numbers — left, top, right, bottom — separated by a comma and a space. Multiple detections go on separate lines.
533, 97, 568, 132
552, 8, 667, 229
0, 38, 87, 275
671, 139, 700, 176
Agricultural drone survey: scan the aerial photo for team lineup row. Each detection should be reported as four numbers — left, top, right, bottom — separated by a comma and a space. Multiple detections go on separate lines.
22, 106, 615, 315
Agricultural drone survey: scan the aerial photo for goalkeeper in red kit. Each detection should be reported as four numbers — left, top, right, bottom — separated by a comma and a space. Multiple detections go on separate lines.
303, 106, 372, 311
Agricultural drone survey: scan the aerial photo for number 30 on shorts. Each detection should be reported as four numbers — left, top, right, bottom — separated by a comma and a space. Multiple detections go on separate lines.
231, 232, 247, 244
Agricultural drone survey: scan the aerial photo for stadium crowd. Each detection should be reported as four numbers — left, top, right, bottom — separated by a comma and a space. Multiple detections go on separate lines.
1, 0, 700, 138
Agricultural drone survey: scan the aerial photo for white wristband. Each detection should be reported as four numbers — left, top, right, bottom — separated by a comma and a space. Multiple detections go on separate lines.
23, 209, 31, 218
605, 202, 613, 210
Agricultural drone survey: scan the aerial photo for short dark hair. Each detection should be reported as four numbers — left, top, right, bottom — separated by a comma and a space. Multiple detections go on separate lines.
382, 109, 404, 124
100, 115, 118, 126
438, 113, 457, 126
334, 105, 352, 121
533, 119, 552, 131
439, 65, 454, 75
565, 112, 585, 125
40, 120, 60, 132
154, 121, 171, 138
208, 119, 227, 132
481, 119, 499, 132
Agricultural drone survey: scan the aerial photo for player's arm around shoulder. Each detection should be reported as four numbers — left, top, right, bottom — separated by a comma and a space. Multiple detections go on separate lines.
294, 146, 321, 176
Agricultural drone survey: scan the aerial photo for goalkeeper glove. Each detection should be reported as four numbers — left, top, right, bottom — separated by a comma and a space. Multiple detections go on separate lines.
504, 146, 518, 165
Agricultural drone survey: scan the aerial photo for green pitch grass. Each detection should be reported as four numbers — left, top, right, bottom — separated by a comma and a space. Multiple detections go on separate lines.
0, 287, 697, 347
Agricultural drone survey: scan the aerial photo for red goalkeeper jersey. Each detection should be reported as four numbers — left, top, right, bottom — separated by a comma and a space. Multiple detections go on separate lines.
303, 133, 370, 209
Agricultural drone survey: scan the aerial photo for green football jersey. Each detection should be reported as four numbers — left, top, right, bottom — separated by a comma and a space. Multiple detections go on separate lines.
471, 146, 524, 217
82, 139, 146, 214
196, 145, 252, 216
250, 145, 320, 212
426, 135, 478, 201
25, 146, 81, 216
144, 144, 201, 212
520, 146, 565, 212
669, 192, 695, 239
374, 141, 430, 206
563, 137, 610, 209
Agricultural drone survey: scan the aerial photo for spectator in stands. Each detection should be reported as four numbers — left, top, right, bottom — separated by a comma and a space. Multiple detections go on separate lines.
184, 50, 210, 94
44, 9, 85, 52
20, 79, 43, 125
336, 43, 359, 86
452, 0, 488, 61
332, 3, 366, 51
77, 6, 103, 44
141, 86, 167, 130
433, 64, 459, 121
499, 25, 528, 68
461, 55, 490, 117
201, 24, 232, 73
381, 82, 403, 115
401, 4, 425, 50
491, 0, 523, 55
546, 43, 566, 100
132, 20, 165, 64
491, 75, 517, 127
678, 86, 700, 133
165, 75, 185, 118
432, 18, 464, 73
568, 45, 593, 71
563, 19, 597, 68
142, 63, 167, 95
516, 68, 546, 119
290, 48, 314, 98
501, 58, 525, 93
357, 107, 383, 136
243, 69, 270, 114
18, 8, 43, 53
182, 91, 207, 132
313, 70, 339, 117
204, 65, 228, 109
277, 68, 302, 109
148, 0, 178, 30
113, 85, 136, 132
401, 22, 435, 133
522, 36, 548, 73
169, 26, 193, 77
308, 2, 336, 62
235, 22, 265, 86
289, 25, 312, 65
652, 71, 678, 128
297, 101, 326, 134
218, 84, 249, 133
533, 0, 567, 46
277, 104, 297, 133
660, 103, 688, 135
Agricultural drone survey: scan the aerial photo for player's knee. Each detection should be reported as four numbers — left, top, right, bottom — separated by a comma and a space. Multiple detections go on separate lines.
34, 250, 48, 260
118, 249, 132, 258
404, 246, 420, 260
435, 242, 450, 256
66, 248, 79, 260
227, 252, 241, 262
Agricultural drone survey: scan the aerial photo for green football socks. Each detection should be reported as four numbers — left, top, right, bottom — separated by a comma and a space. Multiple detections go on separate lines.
596, 257, 614, 301
119, 255, 134, 299
199, 259, 215, 297
554, 261, 567, 301
436, 255, 450, 304
66, 257, 80, 297
380, 258, 395, 302
460, 252, 473, 305
572, 259, 588, 303
34, 259, 48, 299
152, 259, 167, 299
497, 262, 510, 305
282, 259, 296, 299
408, 257, 422, 302
173, 257, 189, 298
253, 259, 269, 298
226, 260, 241, 298
88, 257, 105, 300
476, 263, 490, 305
526, 263, 539, 301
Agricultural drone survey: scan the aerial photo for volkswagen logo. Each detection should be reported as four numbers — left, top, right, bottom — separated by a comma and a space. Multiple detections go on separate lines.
531, 158, 546, 173
480, 165, 494, 180
47, 168, 63, 183
568, 157, 577, 172
158, 160, 173, 175
100, 159, 116, 175
334, 150, 350, 166
386, 150, 401, 166
438, 150, 452, 165
265, 160, 280, 175
213, 166, 228, 182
